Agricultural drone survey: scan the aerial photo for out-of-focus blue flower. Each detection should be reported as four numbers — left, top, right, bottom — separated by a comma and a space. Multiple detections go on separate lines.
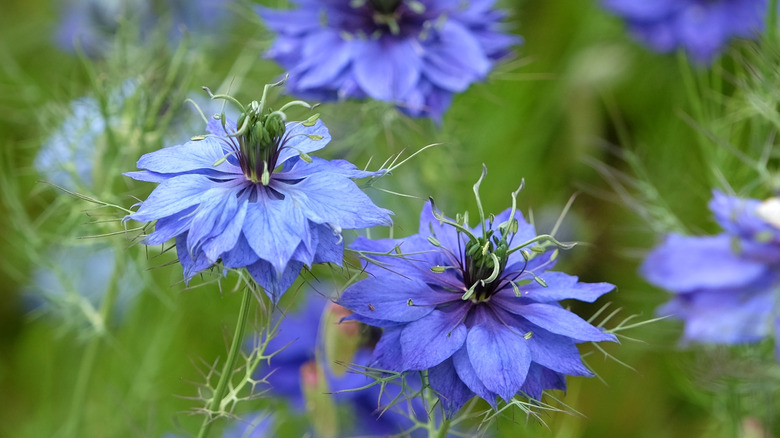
56, 0, 231, 56
603, 0, 767, 63
258, 0, 520, 121
262, 296, 422, 436
27, 243, 142, 326
222, 412, 274, 438
338, 197, 616, 417
35, 81, 137, 191
124, 91, 392, 302
642, 190, 780, 349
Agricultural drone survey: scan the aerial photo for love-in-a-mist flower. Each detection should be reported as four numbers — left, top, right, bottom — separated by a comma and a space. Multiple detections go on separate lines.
642, 190, 780, 353
56, 0, 231, 56
258, 0, 520, 121
26, 243, 142, 328
262, 296, 423, 436
602, 0, 768, 63
222, 412, 274, 438
339, 168, 616, 416
35, 80, 137, 191
124, 81, 392, 302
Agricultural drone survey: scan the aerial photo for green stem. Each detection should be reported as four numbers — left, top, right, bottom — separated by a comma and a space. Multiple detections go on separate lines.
59, 267, 122, 438
421, 371, 451, 438
196, 287, 252, 438
768, 0, 778, 46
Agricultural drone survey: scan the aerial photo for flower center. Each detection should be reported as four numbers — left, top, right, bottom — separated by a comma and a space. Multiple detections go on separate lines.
463, 232, 509, 302
369, 0, 402, 14
234, 101, 286, 185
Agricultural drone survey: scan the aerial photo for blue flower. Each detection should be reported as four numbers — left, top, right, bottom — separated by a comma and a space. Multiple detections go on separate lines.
35, 81, 137, 191
222, 412, 274, 438
338, 192, 616, 416
26, 243, 142, 327
56, 0, 231, 56
124, 90, 392, 302
602, 0, 767, 63
258, 0, 520, 121
642, 190, 780, 349
262, 296, 423, 436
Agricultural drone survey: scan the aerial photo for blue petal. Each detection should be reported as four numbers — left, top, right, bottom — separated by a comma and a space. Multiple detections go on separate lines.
428, 357, 475, 418
295, 30, 355, 89
144, 206, 196, 245
512, 303, 617, 343
123, 170, 173, 183
311, 224, 343, 265
421, 21, 490, 92
709, 190, 778, 241
222, 234, 260, 268
276, 170, 392, 229
371, 325, 405, 372
494, 271, 614, 303
775, 318, 780, 363
242, 187, 308, 275
658, 280, 775, 345
417, 202, 463, 255
502, 310, 593, 376
276, 120, 332, 167
176, 233, 214, 281
256, 6, 321, 36
339, 276, 441, 323
519, 364, 566, 400
353, 38, 421, 101
451, 346, 498, 408
642, 234, 768, 292
246, 258, 303, 303
128, 175, 218, 222
466, 322, 531, 403
200, 193, 250, 262
136, 138, 240, 176
207, 117, 237, 137
399, 308, 468, 370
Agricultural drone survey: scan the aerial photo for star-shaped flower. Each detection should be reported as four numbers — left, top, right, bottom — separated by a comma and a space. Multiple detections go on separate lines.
339, 170, 616, 415
125, 85, 392, 301
258, 0, 520, 120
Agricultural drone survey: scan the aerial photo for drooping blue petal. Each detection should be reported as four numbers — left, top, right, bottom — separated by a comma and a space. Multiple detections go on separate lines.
353, 38, 421, 101
466, 322, 531, 403
221, 234, 260, 269
400, 309, 468, 370
176, 233, 214, 281
242, 187, 308, 275
144, 206, 196, 246
200, 193, 249, 263
246, 259, 304, 303
451, 346, 498, 409
428, 357, 476, 418
310, 224, 343, 265
421, 21, 490, 92
519, 364, 567, 400
658, 280, 775, 344
371, 325, 405, 372
642, 233, 768, 292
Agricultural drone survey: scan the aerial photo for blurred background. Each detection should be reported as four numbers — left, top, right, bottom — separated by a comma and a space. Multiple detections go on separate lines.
1, 0, 778, 437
